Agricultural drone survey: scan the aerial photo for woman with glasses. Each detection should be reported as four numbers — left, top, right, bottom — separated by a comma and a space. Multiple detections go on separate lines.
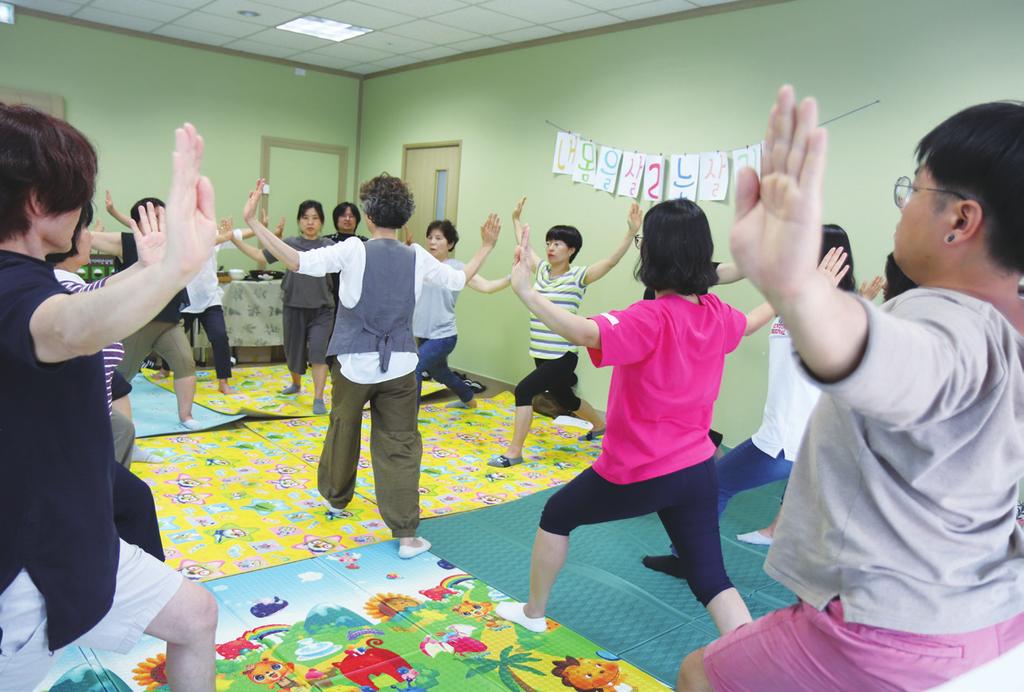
489, 197, 641, 468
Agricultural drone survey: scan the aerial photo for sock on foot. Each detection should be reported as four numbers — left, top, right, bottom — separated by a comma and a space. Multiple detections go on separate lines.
642, 555, 686, 578
180, 418, 201, 430
736, 530, 773, 546
495, 602, 547, 633
312, 398, 327, 415
398, 538, 431, 559
280, 384, 301, 395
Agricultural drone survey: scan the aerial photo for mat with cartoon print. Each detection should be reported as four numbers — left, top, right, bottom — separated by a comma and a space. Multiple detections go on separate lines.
38, 541, 668, 691
144, 365, 446, 418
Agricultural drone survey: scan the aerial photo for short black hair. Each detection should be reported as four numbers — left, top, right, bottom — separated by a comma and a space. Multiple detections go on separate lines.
634, 198, 717, 295
883, 252, 918, 301
426, 219, 458, 251
129, 197, 165, 224
821, 223, 857, 293
545, 225, 583, 262
359, 173, 415, 229
331, 202, 361, 230
916, 101, 1024, 273
297, 200, 325, 224
45, 202, 93, 265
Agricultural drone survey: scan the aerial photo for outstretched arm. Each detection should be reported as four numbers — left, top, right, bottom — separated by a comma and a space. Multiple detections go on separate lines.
584, 202, 642, 285
460, 214, 501, 282
511, 196, 542, 268
31, 125, 218, 362
510, 224, 600, 349
468, 273, 510, 294
105, 190, 134, 229
716, 262, 743, 285
242, 179, 298, 270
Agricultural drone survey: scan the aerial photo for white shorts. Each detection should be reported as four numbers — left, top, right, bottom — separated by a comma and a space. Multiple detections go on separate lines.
0, 539, 183, 691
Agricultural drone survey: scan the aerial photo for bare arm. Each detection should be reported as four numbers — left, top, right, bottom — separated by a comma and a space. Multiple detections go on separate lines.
510, 224, 600, 349
468, 273, 510, 294
716, 262, 743, 285
460, 214, 501, 283
242, 180, 298, 270
584, 202, 642, 285
231, 234, 268, 269
31, 126, 217, 362
105, 190, 133, 229
730, 86, 866, 382
511, 196, 541, 268
90, 230, 125, 257
744, 302, 776, 336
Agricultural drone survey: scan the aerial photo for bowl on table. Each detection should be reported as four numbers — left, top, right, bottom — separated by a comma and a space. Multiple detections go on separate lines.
227, 268, 246, 281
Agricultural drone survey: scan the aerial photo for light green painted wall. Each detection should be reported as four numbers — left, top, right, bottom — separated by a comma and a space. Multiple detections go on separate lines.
358, 0, 1024, 443
0, 13, 360, 272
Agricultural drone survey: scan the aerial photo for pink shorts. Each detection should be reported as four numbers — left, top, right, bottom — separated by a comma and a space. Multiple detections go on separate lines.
704, 599, 1024, 691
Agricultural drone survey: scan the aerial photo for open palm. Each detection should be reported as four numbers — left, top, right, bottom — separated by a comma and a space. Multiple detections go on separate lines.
163, 124, 217, 279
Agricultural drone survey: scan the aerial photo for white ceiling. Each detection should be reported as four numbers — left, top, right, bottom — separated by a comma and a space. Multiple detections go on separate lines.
11, 0, 745, 76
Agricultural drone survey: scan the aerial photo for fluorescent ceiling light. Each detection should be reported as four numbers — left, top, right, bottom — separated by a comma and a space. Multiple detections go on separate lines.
0, 3, 13, 25
276, 16, 372, 42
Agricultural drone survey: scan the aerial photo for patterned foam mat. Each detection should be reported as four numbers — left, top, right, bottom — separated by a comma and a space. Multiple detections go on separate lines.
39, 542, 669, 691
144, 365, 445, 418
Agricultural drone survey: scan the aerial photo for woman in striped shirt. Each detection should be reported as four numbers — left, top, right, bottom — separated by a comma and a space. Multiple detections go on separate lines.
490, 197, 641, 468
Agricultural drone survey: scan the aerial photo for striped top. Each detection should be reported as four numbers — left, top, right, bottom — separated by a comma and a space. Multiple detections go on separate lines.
529, 261, 588, 359
54, 269, 124, 414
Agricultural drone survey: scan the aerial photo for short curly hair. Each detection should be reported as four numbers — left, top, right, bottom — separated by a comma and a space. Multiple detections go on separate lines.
359, 173, 415, 229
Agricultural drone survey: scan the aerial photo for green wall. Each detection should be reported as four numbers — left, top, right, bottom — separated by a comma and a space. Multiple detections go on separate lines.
0, 13, 360, 273
358, 0, 1024, 443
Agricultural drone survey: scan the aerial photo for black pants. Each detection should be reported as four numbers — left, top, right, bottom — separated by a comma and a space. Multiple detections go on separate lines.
514, 352, 582, 411
183, 305, 232, 380
112, 462, 165, 562
539, 459, 732, 606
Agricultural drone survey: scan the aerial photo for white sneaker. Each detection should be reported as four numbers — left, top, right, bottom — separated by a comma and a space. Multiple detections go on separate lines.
736, 530, 773, 546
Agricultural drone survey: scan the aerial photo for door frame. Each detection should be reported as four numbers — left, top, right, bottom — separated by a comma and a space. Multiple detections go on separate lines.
401, 140, 462, 224
259, 136, 349, 217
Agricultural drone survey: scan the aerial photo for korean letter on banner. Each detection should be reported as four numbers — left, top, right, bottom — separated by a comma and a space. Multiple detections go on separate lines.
592, 146, 623, 193
668, 153, 699, 201
698, 151, 729, 201
552, 131, 579, 176
616, 151, 646, 198
731, 143, 762, 185
572, 140, 598, 185
642, 155, 664, 202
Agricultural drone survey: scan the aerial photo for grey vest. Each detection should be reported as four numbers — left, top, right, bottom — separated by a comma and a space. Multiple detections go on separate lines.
328, 238, 417, 372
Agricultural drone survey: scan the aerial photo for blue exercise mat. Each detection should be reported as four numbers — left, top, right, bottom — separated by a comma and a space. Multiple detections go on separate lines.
128, 375, 243, 437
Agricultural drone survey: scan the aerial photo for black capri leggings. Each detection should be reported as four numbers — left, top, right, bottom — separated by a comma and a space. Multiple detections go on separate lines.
183, 305, 232, 380
514, 352, 582, 411
540, 459, 733, 606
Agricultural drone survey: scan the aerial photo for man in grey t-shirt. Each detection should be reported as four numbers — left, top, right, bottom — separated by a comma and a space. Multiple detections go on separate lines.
678, 88, 1024, 691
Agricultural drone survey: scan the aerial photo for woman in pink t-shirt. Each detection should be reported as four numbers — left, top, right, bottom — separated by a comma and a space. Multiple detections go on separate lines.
495, 198, 754, 638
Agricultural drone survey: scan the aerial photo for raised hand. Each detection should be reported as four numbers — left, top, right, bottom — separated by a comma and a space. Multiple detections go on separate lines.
730, 85, 828, 303
162, 123, 217, 280
274, 216, 286, 237
218, 217, 233, 234
105, 190, 116, 215
258, 204, 268, 229
512, 196, 526, 223
480, 213, 501, 248
243, 178, 264, 224
130, 201, 166, 268
626, 201, 642, 236
510, 223, 534, 296
859, 275, 884, 300
818, 246, 849, 288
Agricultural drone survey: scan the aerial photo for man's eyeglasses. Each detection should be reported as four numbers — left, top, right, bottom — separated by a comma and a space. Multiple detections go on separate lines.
893, 175, 970, 209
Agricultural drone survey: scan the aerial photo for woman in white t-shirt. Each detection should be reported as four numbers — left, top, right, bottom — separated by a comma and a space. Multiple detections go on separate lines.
412, 219, 508, 407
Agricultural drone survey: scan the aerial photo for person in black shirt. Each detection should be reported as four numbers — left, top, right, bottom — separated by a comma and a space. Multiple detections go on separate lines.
0, 104, 218, 690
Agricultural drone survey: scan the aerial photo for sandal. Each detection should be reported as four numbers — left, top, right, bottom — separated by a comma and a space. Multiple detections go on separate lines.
488, 454, 524, 468
578, 429, 605, 442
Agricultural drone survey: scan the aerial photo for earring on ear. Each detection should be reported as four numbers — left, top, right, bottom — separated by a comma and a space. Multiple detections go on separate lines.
946, 234, 956, 243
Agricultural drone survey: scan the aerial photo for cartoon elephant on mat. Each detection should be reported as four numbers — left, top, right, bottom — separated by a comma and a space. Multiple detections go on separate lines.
331, 638, 417, 691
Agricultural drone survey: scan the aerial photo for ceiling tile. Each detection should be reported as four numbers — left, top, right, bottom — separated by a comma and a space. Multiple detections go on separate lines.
198, 0, 302, 27
343, 30, 434, 54
574, 0, 653, 10
447, 34, 508, 52
371, 53, 420, 69
311, 40, 395, 62
170, 11, 266, 38
10, 0, 83, 15
431, 5, 531, 33
222, 37, 303, 58
690, 0, 742, 4
159, 0, 213, 8
291, 51, 361, 69
86, 0, 188, 23
346, 62, 383, 74
154, 24, 236, 46
71, 7, 162, 32
547, 11, 622, 31
494, 25, 560, 42
406, 45, 459, 61
315, 1, 416, 30
245, 26, 335, 49
243, 0, 329, 11
386, 19, 479, 43
609, 0, 699, 20
479, 0, 593, 24
368, 0, 468, 17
